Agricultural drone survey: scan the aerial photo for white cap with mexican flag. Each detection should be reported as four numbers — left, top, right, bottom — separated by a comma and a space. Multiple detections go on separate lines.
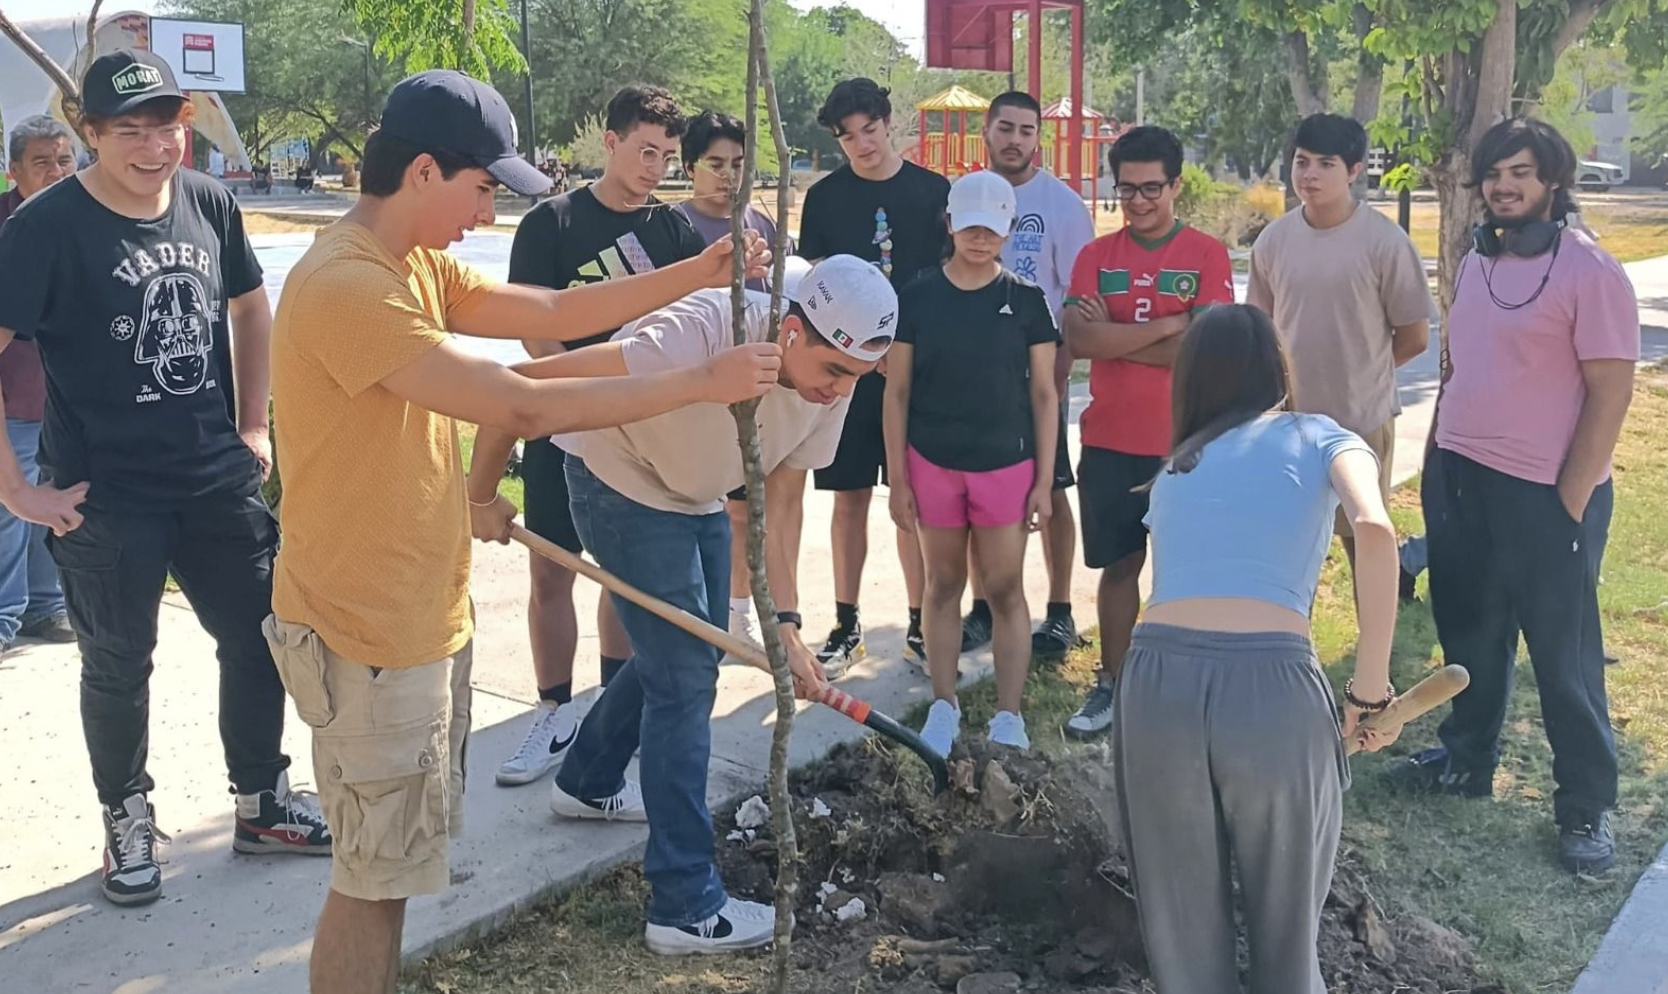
787, 254, 898, 360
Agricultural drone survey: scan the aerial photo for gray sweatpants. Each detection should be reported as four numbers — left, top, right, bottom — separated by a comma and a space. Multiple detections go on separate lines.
1113, 624, 1347, 994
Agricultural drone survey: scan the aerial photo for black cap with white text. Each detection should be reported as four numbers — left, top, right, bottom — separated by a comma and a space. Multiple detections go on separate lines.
81, 49, 185, 119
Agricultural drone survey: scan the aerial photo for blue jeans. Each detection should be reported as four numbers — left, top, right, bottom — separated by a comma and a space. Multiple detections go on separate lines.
555, 457, 730, 926
0, 418, 65, 644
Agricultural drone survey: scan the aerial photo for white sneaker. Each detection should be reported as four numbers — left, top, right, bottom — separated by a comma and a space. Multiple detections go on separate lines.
551, 779, 648, 821
723, 608, 764, 667
645, 896, 783, 955
988, 710, 1031, 750
496, 702, 580, 786
919, 699, 962, 758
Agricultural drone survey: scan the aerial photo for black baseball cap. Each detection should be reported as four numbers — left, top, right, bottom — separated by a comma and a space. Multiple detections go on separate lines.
81, 49, 185, 118
378, 70, 549, 196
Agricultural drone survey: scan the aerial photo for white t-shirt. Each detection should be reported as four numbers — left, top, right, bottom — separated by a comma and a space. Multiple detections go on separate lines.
1001, 170, 1096, 319
556, 288, 853, 514
208, 148, 226, 178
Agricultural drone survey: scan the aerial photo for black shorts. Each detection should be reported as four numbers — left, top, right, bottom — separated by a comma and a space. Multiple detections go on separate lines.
1078, 447, 1163, 568
1052, 402, 1075, 491
814, 371, 889, 492
522, 438, 583, 554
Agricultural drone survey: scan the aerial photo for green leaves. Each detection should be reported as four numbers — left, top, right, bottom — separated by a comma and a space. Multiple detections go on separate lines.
343, 0, 526, 77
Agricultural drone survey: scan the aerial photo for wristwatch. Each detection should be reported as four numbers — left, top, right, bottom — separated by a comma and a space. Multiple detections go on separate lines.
776, 611, 803, 630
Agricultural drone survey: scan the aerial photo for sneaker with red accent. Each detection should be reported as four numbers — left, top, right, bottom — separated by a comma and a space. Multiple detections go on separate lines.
233, 770, 332, 855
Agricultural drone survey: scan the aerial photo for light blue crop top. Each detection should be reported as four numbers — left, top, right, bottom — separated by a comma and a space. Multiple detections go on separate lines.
1144, 413, 1375, 617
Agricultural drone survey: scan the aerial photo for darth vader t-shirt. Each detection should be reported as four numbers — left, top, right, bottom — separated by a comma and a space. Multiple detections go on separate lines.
0, 170, 264, 510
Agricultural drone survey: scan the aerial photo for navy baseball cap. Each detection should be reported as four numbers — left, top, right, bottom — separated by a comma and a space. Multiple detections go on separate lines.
81, 49, 185, 118
378, 70, 549, 196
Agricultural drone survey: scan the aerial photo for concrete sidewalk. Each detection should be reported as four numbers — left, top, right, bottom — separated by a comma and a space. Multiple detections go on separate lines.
3, 252, 1664, 993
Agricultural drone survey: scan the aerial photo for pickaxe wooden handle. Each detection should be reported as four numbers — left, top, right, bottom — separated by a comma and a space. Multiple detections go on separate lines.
509, 524, 951, 792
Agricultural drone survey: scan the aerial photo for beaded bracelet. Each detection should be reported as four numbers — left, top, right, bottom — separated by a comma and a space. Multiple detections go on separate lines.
1343, 678, 1396, 713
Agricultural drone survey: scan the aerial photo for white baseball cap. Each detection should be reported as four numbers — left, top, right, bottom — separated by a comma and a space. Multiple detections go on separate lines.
779, 255, 814, 299
788, 255, 898, 360
948, 169, 1017, 234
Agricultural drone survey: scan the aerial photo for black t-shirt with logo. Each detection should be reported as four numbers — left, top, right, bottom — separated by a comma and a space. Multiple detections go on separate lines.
0, 171, 263, 510
797, 161, 950, 292
508, 186, 706, 349
896, 267, 1060, 472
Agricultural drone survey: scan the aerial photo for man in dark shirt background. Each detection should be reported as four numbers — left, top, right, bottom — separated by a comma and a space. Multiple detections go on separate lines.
796, 77, 950, 673
495, 84, 709, 792
0, 115, 79, 654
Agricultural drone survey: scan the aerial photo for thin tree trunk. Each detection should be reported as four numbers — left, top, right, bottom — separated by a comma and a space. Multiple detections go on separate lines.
1431, 0, 1516, 313
1349, 2, 1385, 200
728, 2, 799, 990
1350, 3, 1384, 126
1283, 30, 1329, 117
1281, 28, 1327, 210
0, 8, 82, 115
86, 0, 105, 54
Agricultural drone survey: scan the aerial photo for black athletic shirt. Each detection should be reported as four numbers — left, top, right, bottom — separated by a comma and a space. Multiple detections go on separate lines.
797, 161, 950, 292
0, 170, 264, 510
508, 186, 706, 349
896, 267, 1060, 472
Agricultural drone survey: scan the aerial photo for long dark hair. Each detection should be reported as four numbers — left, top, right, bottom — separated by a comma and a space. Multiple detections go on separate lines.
1164, 304, 1295, 476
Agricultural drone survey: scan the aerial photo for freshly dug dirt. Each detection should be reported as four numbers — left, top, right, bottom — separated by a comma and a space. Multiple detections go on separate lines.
714, 736, 1504, 993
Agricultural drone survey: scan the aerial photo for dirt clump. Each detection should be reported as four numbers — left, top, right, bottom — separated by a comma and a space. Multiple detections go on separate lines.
715, 735, 1500, 992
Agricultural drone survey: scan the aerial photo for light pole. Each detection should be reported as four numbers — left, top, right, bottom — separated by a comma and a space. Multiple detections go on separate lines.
340, 36, 372, 133
520, 0, 535, 167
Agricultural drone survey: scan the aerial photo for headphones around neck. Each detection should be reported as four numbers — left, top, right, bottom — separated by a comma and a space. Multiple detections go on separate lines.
1472, 215, 1566, 258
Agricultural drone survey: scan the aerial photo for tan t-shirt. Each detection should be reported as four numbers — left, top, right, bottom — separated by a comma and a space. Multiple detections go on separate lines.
1246, 202, 1435, 435
556, 288, 850, 514
270, 221, 492, 667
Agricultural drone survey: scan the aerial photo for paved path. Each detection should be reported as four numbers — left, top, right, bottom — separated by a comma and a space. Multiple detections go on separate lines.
2, 229, 1664, 991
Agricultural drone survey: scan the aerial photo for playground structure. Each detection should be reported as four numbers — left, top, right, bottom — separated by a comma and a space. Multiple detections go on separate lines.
912, 85, 990, 177
909, 87, 1120, 207
923, 0, 1098, 194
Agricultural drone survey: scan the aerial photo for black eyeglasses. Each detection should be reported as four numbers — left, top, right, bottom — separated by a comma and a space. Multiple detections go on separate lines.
1114, 181, 1171, 201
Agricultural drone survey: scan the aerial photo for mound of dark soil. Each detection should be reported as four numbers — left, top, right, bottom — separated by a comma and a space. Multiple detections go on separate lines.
714, 736, 1504, 994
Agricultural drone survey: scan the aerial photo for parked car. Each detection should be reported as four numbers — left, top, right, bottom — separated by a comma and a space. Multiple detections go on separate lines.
1576, 159, 1625, 192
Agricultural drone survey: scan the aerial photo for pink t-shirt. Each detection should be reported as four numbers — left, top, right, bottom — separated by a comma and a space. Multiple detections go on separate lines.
1436, 229, 1639, 486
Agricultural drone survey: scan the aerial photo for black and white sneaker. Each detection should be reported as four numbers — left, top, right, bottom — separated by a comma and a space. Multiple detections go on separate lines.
1064, 682, 1116, 740
102, 794, 169, 906
1031, 613, 1084, 663
496, 701, 580, 786
644, 896, 782, 955
905, 627, 927, 671
816, 621, 864, 678
233, 770, 333, 855
550, 779, 648, 822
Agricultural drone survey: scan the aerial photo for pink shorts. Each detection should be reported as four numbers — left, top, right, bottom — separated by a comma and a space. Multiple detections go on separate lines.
907, 447, 1036, 529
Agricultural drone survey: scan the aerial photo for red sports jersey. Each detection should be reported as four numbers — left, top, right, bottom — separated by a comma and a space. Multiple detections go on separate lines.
1066, 223, 1234, 455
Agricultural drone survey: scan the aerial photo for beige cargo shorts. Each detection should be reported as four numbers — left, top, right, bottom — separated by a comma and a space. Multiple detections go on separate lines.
262, 615, 472, 902
1334, 418, 1395, 538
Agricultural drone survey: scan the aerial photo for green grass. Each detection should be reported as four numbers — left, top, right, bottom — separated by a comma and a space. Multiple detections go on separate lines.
424, 380, 1668, 994
1314, 376, 1668, 993
458, 424, 524, 512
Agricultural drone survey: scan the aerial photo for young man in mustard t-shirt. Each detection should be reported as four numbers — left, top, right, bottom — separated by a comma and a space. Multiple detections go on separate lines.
268, 71, 776, 994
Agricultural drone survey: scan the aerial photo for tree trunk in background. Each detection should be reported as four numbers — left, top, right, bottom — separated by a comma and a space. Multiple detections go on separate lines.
1350, 2, 1385, 199
1431, 0, 1517, 314
1284, 30, 1330, 117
